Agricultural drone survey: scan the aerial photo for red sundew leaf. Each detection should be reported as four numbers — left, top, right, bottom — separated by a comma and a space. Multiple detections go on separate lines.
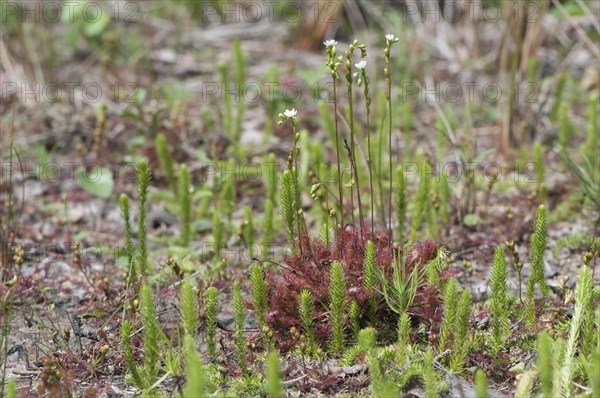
264, 227, 445, 351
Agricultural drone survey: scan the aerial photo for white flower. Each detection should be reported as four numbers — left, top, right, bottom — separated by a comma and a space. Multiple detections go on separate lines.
355, 60, 367, 69
385, 34, 396, 41
284, 108, 297, 118
323, 39, 337, 48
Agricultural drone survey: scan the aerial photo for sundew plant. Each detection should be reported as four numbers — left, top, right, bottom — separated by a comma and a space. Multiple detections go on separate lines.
0, 2, 598, 397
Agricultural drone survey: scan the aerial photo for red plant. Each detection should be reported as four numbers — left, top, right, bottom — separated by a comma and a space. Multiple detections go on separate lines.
264, 226, 445, 350
38, 357, 76, 398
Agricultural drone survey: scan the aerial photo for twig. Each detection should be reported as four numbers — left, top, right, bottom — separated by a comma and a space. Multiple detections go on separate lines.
551, 0, 599, 58
574, 0, 600, 33
282, 373, 308, 386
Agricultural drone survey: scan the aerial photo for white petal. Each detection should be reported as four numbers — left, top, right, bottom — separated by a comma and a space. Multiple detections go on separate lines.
284, 109, 297, 118
355, 60, 367, 69
385, 34, 395, 41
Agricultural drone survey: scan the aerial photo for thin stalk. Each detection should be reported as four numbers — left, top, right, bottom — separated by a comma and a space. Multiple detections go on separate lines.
366, 115, 374, 234
333, 79, 344, 239
325, 193, 330, 246
345, 41, 365, 238
377, 109, 387, 229
325, 41, 344, 250
290, 150, 303, 256
291, 124, 309, 254
384, 35, 399, 243
359, 62, 374, 234
279, 111, 311, 255
387, 80, 393, 243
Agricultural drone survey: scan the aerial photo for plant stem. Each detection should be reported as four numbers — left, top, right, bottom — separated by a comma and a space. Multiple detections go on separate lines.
347, 75, 364, 238
333, 79, 344, 253
291, 153, 303, 256
378, 110, 386, 229
387, 81, 393, 244
366, 109, 374, 234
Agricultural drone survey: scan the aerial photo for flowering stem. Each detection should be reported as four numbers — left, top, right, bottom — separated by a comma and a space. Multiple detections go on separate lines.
384, 35, 399, 244
386, 65, 393, 244
324, 40, 344, 252
290, 120, 309, 255
378, 110, 386, 229
345, 41, 364, 239
358, 57, 374, 235
366, 113, 374, 234
279, 109, 311, 255
333, 78, 344, 254
292, 136, 303, 255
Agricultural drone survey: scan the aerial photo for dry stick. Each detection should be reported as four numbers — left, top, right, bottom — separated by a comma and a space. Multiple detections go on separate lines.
552, 0, 600, 57
528, 37, 584, 134
574, 0, 600, 33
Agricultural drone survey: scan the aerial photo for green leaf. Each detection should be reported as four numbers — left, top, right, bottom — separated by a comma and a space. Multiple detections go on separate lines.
196, 148, 211, 163
37, 144, 48, 168
509, 362, 525, 374
549, 2, 584, 18
62, 1, 85, 22
76, 167, 114, 198
193, 220, 212, 233
82, 309, 106, 319
130, 87, 147, 105
162, 83, 193, 106
297, 67, 327, 86
463, 214, 480, 227
472, 148, 496, 164
121, 111, 142, 121
83, 11, 110, 37
73, 231, 89, 241
192, 190, 213, 200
